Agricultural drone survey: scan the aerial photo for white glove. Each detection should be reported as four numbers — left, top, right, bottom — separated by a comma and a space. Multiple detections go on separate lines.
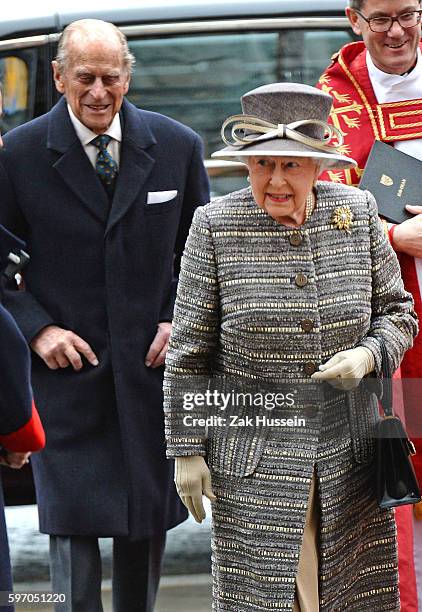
174, 456, 216, 523
311, 346, 375, 390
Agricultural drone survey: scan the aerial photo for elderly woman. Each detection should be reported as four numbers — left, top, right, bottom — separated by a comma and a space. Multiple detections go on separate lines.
163, 83, 417, 611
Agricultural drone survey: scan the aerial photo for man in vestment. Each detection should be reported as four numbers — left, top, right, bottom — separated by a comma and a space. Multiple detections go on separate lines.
317, 1, 422, 609
0, 19, 210, 611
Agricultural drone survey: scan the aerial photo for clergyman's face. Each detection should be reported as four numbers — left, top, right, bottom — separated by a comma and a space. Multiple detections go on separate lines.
347, 0, 422, 75
52, 38, 130, 134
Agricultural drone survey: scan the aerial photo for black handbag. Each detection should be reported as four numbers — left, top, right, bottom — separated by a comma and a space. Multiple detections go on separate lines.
375, 342, 421, 509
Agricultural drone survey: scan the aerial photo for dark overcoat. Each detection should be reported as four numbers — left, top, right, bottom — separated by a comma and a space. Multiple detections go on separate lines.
0, 97, 210, 539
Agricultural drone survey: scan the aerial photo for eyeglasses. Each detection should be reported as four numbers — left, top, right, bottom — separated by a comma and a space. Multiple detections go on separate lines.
354, 9, 422, 32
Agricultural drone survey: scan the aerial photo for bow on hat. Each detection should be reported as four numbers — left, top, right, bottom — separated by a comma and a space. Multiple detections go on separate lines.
221, 114, 344, 153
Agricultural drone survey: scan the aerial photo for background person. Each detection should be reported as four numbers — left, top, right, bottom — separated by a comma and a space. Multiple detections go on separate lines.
164, 83, 417, 610
0, 299, 46, 609
317, 1, 422, 607
0, 19, 209, 612
0, 90, 45, 610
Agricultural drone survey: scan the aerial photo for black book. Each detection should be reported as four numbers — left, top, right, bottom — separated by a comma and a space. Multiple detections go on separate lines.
358, 140, 421, 224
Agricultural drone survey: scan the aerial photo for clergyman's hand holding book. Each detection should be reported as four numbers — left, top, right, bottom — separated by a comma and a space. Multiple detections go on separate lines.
358, 140, 421, 224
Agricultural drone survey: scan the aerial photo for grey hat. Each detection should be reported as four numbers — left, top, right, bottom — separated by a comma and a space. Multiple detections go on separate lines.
212, 83, 356, 169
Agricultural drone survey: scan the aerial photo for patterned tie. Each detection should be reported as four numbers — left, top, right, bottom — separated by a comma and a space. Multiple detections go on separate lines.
91, 135, 118, 197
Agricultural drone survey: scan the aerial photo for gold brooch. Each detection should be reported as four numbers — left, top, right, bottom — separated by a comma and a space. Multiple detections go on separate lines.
332, 205, 353, 233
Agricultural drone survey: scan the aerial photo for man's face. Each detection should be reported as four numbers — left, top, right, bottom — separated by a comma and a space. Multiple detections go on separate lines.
347, 0, 422, 74
52, 38, 130, 134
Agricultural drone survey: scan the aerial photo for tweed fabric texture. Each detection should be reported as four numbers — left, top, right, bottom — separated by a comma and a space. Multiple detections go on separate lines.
164, 182, 417, 610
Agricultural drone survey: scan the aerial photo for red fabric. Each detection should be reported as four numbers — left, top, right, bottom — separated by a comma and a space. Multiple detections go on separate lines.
397, 505, 419, 612
318, 42, 380, 185
318, 41, 422, 185
0, 401, 45, 452
389, 224, 397, 246
399, 254, 422, 490
317, 44, 422, 610
400, 254, 422, 380
377, 99, 422, 140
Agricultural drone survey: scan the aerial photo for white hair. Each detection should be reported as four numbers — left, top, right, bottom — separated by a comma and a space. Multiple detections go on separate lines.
55, 19, 135, 75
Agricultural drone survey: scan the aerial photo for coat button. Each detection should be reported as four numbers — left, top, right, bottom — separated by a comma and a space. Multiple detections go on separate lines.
303, 361, 317, 376
295, 273, 308, 288
289, 232, 303, 246
301, 319, 314, 332
304, 405, 319, 419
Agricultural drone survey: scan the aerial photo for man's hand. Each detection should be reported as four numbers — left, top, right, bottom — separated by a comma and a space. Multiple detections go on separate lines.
0, 451, 30, 469
392, 205, 422, 258
145, 322, 172, 368
174, 456, 216, 523
30, 325, 99, 371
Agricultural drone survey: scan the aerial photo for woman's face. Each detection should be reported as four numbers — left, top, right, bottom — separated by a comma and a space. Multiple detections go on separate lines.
247, 156, 320, 226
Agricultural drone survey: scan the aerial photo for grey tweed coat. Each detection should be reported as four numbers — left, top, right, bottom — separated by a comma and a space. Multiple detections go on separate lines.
164, 182, 418, 611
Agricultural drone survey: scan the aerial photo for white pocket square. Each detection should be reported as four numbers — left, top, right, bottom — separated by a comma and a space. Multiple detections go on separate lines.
146, 190, 178, 204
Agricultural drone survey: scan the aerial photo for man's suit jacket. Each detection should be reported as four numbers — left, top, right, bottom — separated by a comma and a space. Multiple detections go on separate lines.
0, 96, 210, 539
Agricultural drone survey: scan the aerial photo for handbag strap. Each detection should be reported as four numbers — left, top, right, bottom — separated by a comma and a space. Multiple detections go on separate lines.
380, 342, 417, 459
380, 341, 394, 418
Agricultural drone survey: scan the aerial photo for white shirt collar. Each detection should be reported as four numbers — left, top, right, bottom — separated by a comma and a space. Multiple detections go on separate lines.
366, 48, 422, 87
67, 103, 122, 146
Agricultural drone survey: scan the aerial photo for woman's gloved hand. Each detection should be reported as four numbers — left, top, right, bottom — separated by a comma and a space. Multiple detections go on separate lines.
174, 455, 216, 523
311, 346, 375, 390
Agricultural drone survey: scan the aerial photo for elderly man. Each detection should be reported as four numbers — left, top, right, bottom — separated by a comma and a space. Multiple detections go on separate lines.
318, 1, 422, 609
0, 19, 209, 612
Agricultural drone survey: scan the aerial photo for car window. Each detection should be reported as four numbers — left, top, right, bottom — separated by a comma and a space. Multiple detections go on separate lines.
127, 28, 354, 195
0, 52, 37, 133
128, 29, 353, 156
